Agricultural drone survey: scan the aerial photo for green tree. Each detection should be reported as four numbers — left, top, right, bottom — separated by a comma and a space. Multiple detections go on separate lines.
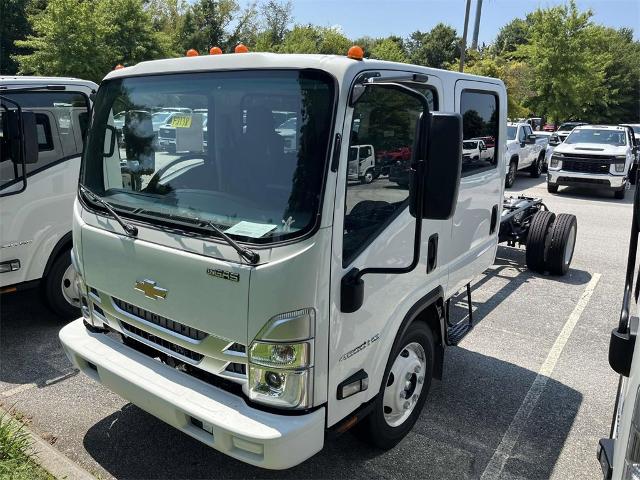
493, 18, 530, 56
255, 0, 292, 51
406, 23, 459, 68
278, 25, 351, 55
514, 0, 603, 122
15, 0, 171, 83
370, 36, 408, 63
1, 0, 47, 74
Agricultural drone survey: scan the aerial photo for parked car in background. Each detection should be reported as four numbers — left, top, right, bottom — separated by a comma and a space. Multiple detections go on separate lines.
463, 139, 491, 164
0, 76, 96, 318
551, 122, 588, 144
620, 124, 640, 143
547, 125, 637, 199
526, 117, 543, 131
543, 123, 557, 132
505, 122, 549, 187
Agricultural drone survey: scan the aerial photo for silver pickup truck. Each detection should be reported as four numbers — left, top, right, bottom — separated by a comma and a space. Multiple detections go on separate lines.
505, 122, 549, 188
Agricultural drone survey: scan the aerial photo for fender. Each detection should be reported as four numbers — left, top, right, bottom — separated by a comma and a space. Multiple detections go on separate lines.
387, 285, 446, 380
43, 231, 72, 278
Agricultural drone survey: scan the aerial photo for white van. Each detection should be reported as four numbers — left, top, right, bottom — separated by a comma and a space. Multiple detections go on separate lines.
0, 76, 97, 318
59, 52, 509, 469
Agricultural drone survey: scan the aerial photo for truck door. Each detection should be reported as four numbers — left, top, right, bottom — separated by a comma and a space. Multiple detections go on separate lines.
0, 90, 90, 288
521, 124, 535, 169
328, 72, 451, 426
448, 81, 505, 296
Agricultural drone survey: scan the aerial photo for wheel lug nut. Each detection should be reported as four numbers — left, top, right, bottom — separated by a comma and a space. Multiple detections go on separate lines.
418, 376, 424, 384
403, 401, 410, 410
414, 366, 421, 374
405, 372, 413, 381
413, 394, 418, 402
399, 392, 405, 399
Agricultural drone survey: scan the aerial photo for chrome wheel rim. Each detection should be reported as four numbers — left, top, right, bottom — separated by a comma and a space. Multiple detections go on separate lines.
61, 264, 81, 308
564, 224, 577, 266
364, 172, 373, 183
383, 342, 426, 427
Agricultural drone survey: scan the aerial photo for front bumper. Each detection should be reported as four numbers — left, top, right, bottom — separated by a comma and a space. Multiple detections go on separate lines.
59, 319, 325, 469
547, 170, 626, 190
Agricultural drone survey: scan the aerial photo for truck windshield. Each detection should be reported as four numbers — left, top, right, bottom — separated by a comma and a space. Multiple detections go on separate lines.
82, 70, 335, 244
463, 141, 478, 149
565, 129, 626, 147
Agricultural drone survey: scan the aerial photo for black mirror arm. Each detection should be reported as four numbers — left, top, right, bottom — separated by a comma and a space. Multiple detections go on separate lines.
346, 160, 426, 286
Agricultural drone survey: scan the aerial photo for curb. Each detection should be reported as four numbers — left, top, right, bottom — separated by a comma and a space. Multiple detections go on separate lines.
1, 406, 96, 480
29, 426, 97, 480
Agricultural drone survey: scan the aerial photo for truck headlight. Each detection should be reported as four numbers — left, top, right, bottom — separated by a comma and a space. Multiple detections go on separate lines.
248, 308, 315, 409
550, 153, 563, 168
624, 387, 640, 478
615, 156, 627, 173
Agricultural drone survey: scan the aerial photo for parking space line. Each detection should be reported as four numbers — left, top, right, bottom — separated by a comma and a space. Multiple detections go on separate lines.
480, 272, 602, 480
1, 368, 78, 399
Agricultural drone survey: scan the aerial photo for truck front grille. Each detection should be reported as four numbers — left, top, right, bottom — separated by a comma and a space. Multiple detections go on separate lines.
562, 155, 612, 174
159, 127, 176, 139
113, 297, 208, 341
121, 321, 204, 362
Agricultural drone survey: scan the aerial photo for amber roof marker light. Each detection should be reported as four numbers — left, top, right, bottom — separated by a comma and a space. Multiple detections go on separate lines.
114, 64, 125, 70
347, 45, 364, 60
210, 46, 223, 55
235, 43, 249, 53
186, 49, 199, 57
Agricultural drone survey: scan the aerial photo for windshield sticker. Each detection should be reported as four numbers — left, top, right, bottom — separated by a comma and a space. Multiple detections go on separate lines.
225, 221, 277, 238
171, 115, 192, 128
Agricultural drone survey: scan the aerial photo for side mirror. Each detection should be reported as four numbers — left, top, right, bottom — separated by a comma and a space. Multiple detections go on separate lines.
526, 134, 537, 144
410, 112, 462, 220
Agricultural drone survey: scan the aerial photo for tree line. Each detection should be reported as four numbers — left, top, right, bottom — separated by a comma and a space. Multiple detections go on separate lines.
1, 0, 638, 123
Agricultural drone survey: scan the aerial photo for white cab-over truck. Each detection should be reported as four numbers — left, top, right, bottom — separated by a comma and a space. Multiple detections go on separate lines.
547, 125, 638, 199
58, 52, 575, 469
1, 76, 96, 317
505, 122, 548, 188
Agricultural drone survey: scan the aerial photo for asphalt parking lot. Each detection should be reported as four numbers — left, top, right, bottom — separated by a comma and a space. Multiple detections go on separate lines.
0, 172, 633, 479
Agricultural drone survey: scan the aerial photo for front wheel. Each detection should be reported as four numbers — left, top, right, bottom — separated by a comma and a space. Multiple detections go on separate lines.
357, 322, 434, 449
505, 160, 517, 188
547, 183, 559, 193
530, 154, 544, 178
43, 251, 81, 320
361, 169, 374, 184
615, 187, 626, 200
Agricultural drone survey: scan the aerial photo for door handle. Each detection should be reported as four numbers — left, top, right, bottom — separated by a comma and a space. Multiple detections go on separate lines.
427, 233, 438, 274
490, 204, 499, 235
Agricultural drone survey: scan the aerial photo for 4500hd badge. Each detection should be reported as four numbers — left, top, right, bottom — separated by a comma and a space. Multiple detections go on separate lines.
207, 268, 240, 282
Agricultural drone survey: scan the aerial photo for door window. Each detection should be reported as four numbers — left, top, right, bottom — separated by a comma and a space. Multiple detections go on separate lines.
460, 90, 499, 177
343, 86, 429, 265
1, 91, 89, 190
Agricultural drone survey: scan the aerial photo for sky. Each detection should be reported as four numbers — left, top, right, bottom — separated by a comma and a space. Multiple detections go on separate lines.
271, 0, 640, 45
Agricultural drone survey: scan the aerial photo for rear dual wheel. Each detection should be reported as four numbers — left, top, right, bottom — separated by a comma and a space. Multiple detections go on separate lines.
526, 211, 577, 276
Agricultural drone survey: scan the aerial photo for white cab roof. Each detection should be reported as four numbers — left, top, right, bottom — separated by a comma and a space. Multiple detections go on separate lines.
104, 52, 504, 88
575, 125, 625, 131
0, 76, 98, 90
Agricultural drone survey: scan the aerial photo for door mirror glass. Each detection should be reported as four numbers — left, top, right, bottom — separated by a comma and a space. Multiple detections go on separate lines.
410, 112, 462, 220
526, 133, 537, 144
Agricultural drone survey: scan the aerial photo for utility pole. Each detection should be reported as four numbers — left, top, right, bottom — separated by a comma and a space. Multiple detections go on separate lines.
459, 0, 472, 72
471, 0, 483, 50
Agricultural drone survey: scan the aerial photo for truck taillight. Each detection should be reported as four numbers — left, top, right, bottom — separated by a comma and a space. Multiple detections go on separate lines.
624, 387, 640, 479
248, 309, 315, 409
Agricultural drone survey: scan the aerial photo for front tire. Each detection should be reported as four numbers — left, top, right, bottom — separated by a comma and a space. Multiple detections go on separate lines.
43, 251, 81, 320
358, 322, 434, 450
361, 169, 374, 184
615, 187, 626, 200
530, 153, 544, 178
506, 159, 517, 188
547, 183, 559, 194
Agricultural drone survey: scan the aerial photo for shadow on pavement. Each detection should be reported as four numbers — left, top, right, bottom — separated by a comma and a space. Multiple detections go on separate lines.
0, 289, 76, 387
82, 347, 581, 479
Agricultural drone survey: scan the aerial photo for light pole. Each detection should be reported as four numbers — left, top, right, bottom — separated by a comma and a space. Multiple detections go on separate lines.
459, 0, 472, 72
471, 0, 483, 50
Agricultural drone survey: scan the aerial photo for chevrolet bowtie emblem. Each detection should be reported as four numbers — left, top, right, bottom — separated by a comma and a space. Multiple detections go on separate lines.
134, 279, 167, 300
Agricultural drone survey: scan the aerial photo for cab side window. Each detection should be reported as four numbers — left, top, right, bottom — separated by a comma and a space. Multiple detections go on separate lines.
460, 90, 499, 177
343, 86, 435, 265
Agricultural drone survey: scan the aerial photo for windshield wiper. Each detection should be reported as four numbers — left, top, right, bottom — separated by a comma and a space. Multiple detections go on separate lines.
200, 220, 260, 265
79, 184, 138, 237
